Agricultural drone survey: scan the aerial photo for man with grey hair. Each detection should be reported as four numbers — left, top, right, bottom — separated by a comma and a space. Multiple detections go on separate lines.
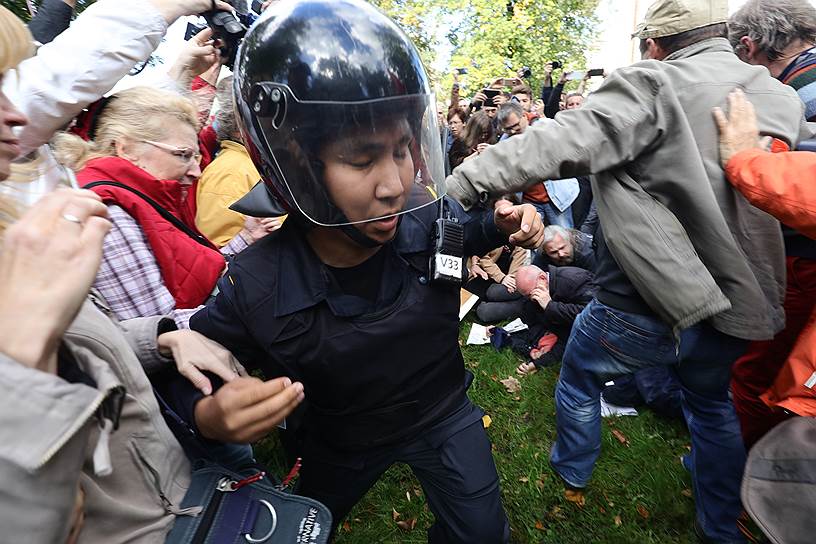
195, 76, 284, 246
729, 0, 816, 120
498, 101, 528, 138
446, 0, 806, 540
727, 0, 816, 452
534, 225, 596, 272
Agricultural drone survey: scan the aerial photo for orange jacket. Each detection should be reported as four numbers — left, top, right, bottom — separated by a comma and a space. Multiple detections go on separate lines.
725, 148, 816, 239
726, 148, 816, 415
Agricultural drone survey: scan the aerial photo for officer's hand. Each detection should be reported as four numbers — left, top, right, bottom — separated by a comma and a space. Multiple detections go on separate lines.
494, 201, 544, 249
194, 377, 304, 443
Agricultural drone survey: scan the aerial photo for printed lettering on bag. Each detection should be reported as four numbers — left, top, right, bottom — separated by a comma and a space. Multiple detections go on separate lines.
804, 372, 816, 390
296, 507, 322, 542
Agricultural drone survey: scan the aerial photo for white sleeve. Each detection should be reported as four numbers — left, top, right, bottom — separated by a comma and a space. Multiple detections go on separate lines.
5, 0, 169, 155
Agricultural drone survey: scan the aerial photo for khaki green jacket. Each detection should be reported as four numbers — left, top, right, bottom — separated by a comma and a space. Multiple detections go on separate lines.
447, 38, 805, 340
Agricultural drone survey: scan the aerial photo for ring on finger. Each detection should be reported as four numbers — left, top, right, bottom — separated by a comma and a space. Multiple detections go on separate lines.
62, 213, 83, 225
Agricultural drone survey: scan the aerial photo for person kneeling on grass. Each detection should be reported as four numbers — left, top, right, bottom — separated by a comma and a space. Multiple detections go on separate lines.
513, 265, 595, 375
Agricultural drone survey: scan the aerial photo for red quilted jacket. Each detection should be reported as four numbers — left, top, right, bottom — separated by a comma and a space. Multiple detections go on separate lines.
78, 157, 225, 309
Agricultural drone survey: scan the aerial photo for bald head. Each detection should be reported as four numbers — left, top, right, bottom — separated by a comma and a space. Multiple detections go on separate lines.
515, 265, 548, 298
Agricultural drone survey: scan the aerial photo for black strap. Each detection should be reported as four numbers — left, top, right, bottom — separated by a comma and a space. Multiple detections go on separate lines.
84, 180, 212, 249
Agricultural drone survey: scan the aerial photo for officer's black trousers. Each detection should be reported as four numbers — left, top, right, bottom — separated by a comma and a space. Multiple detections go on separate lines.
294, 408, 510, 543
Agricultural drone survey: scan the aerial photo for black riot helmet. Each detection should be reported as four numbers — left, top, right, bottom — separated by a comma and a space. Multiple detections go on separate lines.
231, 0, 445, 229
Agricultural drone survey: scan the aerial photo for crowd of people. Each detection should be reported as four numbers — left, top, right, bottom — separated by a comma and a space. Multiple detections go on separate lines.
0, 0, 815, 542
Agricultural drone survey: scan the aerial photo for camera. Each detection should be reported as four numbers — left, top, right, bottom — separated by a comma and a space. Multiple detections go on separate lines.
521, 66, 532, 79
551, 60, 563, 70
202, 0, 249, 69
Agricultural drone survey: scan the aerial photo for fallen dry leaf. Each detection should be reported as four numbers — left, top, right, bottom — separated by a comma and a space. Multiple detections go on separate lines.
518, 476, 529, 483
535, 520, 545, 531
564, 489, 586, 507
545, 505, 567, 520
536, 478, 547, 492
614, 515, 622, 526
681, 489, 693, 498
342, 520, 351, 532
636, 504, 650, 520
396, 518, 417, 532
482, 414, 492, 429
406, 491, 411, 502
413, 487, 422, 498
599, 506, 606, 514
611, 429, 630, 447
499, 376, 522, 394
392, 508, 400, 522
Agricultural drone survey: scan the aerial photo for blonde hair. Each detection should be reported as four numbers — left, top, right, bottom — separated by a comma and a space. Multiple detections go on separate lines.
54, 86, 199, 171
0, 6, 33, 75
0, 6, 33, 236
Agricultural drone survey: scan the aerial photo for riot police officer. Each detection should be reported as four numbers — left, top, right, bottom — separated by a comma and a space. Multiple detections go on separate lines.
188, 1, 543, 541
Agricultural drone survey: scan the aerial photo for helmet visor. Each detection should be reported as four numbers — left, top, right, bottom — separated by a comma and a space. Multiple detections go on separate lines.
249, 87, 446, 226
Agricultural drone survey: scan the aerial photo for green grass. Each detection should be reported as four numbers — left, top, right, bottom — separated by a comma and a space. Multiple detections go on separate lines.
256, 322, 699, 543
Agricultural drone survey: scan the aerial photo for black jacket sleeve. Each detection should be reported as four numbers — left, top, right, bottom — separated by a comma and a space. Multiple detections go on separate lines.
28, 0, 73, 45
541, 85, 553, 105
544, 82, 565, 119
189, 274, 268, 372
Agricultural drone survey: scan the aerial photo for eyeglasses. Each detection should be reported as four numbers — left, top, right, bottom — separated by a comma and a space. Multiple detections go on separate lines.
503, 121, 523, 135
141, 139, 202, 164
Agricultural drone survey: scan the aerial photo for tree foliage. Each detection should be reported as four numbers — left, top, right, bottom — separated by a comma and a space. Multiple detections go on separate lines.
2, 0, 599, 99
371, 0, 599, 102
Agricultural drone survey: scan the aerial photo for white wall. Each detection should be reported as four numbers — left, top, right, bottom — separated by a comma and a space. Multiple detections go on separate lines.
587, 0, 815, 72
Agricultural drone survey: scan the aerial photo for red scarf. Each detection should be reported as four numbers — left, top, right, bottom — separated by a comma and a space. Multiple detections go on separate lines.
77, 157, 225, 309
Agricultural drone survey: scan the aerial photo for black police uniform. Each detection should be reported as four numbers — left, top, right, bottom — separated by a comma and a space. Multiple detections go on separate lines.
189, 198, 511, 543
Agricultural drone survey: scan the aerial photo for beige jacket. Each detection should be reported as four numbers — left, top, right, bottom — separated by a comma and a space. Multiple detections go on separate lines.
0, 297, 192, 543
448, 39, 806, 340
476, 246, 528, 284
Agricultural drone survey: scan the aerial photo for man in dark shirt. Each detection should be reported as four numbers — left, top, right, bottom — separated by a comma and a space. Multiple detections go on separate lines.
183, 2, 544, 541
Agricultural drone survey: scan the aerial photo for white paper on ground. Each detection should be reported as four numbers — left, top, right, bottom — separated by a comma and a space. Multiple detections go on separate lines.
466, 323, 492, 345
600, 394, 639, 418
503, 318, 529, 333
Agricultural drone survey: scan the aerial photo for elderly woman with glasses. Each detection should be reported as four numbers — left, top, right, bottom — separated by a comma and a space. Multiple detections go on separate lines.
55, 86, 271, 326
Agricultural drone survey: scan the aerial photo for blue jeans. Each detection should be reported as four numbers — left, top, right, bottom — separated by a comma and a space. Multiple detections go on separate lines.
551, 300, 748, 543
530, 201, 573, 229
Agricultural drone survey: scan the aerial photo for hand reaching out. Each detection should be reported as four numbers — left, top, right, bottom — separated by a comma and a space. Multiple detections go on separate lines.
168, 27, 221, 88
194, 376, 305, 443
158, 330, 246, 395
493, 200, 544, 249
